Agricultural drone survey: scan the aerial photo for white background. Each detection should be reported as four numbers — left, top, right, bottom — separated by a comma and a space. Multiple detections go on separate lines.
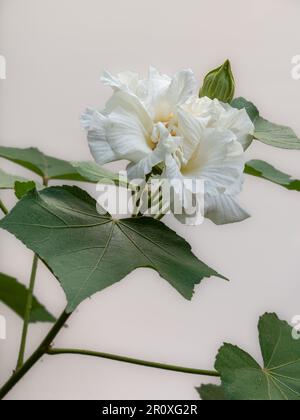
0, 0, 300, 400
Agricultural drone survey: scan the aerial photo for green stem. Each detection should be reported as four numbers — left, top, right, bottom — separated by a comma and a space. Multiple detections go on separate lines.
15, 254, 39, 371
0, 199, 8, 215
155, 212, 167, 221
14, 177, 49, 370
47, 348, 220, 378
43, 177, 49, 187
0, 310, 71, 400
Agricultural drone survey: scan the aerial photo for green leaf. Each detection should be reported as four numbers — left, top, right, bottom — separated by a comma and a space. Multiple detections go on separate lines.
245, 160, 300, 191
231, 97, 259, 122
0, 146, 89, 182
14, 181, 40, 199
196, 384, 226, 400
0, 272, 56, 323
0, 168, 28, 189
231, 97, 300, 150
72, 161, 131, 189
0, 186, 227, 313
215, 313, 300, 400
253, 117, 300, 150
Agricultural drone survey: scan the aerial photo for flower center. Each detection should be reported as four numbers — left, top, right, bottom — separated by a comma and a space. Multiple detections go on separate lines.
150, 114, 178, 149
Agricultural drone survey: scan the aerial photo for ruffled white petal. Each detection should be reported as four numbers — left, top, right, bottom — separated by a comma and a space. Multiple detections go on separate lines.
101, 67, 198, 124
166, 69, 197, 106
127, 123, 181, 179
140, 67, 172, 121
219, 104, 254, 150
183, 96, 224, 123
164, 155, 205, 226
183, 96, 254, 150
164, 125, 248, 226
101, 70, 140, 93
81, 108, 118, 165
145, 68, 197, 122
177, 108, 203, 163
204, 193, 249, 225
183, 128, 245, 195
106, 107, 152, 162
105, 91, 153, 134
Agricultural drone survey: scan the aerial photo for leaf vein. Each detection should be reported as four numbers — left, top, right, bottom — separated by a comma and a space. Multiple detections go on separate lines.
68, 223, 115, 308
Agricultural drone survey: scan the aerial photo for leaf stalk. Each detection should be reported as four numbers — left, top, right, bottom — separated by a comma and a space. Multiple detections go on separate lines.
47, 348, 220, 378
0, 199, 8, 215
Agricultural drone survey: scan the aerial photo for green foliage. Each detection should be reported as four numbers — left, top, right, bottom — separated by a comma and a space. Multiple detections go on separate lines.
0, 57, 299, 400
254, 117, 300, 150
232, 97, 300, 150
0, 146, 89, 182
0, 186, 227, 313
245, 160, 300, 191
14, 181, 39, 199
196, 384, 225, 400
72, 161, 131, 189
231, 97, 259, 122
0, 273, 55, 323
202, 314, 300, 400
0, 168, 28, 189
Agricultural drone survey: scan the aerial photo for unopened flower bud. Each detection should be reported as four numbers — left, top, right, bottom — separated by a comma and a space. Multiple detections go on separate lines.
199, 60, 235, 103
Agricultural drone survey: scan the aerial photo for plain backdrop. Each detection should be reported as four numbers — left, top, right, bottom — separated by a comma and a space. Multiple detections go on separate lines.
0, 0, 300, 400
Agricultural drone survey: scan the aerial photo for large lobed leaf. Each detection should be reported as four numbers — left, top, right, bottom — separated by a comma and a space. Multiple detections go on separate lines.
0, 186, 227, 312
196, 384, 225, 401
201, 313, 300, 400
0, 273, 55, 323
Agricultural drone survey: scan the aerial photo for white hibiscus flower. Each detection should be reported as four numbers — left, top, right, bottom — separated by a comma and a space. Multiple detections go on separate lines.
81, 67, 254, 225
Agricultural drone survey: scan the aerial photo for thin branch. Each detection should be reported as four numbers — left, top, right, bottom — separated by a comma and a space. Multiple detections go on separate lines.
15, 175, 49, 370
47, 348, 220, 377
15, 254, 39, 371
0, 199, 8, 215
0, 310, 71, 400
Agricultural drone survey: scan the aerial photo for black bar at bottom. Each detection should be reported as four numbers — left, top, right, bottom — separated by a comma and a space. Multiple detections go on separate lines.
1, 400, 209, 414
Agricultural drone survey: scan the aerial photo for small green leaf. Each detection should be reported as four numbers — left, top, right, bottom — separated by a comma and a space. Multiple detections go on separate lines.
254, 117, 300, 150
0, 168, 28, 189
215, 313, 300, 400
245, 160, 300, 191
72, 161, 131, 189
231, 97, 259, 122
200, 60, 235, 103
0, 186, 227, 313
0, 272, 56, 323
14, 181, 39, 199
196, 384, 226, 400
231, 97, 300, 150
0, 146, 89, 182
